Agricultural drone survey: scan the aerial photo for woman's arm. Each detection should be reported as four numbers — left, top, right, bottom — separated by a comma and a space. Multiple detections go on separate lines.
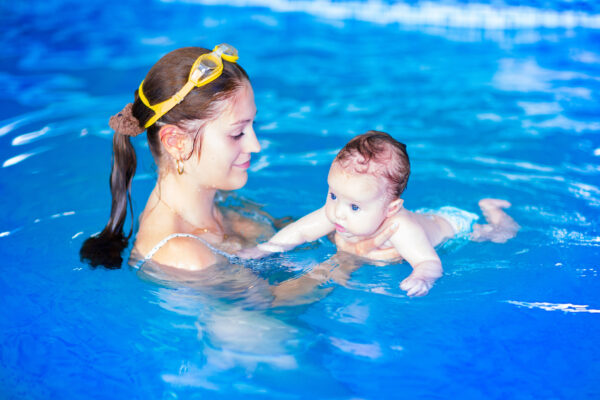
271, 253, 362, 306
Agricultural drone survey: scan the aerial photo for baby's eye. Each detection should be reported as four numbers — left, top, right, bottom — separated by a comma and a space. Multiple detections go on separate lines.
330, 193, 337, 200
351, 204, 360, 211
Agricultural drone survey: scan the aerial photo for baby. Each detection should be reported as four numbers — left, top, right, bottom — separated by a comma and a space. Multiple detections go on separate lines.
241, 130, 518, 297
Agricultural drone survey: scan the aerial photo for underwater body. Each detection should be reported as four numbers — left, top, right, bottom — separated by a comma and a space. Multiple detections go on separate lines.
0, 0, 599, 398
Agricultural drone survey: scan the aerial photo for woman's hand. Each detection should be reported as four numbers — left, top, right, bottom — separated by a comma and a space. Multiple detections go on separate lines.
336, 222, 398, 257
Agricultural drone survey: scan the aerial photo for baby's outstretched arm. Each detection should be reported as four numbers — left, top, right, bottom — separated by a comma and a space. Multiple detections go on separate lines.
238, 207, 334, 259
471, 198, 519, 243
391, 218, 443, 297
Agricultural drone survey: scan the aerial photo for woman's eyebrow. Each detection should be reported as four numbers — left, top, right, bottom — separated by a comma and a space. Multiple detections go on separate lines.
230, 110, 258, 127
230, 118, 252, 127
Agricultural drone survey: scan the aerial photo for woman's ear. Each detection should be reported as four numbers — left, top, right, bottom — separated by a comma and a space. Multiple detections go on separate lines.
386, 198, 403, 217
159, 124, 194, 161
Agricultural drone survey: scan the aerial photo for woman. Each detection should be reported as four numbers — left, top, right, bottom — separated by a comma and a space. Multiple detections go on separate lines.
81, 44, 389, 272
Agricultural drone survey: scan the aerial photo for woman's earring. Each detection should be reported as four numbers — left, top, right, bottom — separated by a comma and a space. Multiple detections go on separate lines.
176, 159, 184, 175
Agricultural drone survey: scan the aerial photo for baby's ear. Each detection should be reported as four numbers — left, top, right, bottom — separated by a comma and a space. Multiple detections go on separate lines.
386, 198, 403, 217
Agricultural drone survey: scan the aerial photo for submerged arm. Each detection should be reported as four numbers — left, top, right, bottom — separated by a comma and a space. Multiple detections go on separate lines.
271, 253, 362, 306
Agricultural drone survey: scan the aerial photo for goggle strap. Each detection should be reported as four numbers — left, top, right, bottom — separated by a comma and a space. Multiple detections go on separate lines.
141, 80, 196, 128
138, 44, 238, 128
138, 80, 152, 110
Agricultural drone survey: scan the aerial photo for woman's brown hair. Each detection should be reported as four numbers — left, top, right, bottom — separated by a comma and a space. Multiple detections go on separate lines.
80, 47, 249, 269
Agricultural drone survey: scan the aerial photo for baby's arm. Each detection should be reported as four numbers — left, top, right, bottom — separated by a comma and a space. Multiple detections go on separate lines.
238, 207, 335, 259
390, 219, 443, 297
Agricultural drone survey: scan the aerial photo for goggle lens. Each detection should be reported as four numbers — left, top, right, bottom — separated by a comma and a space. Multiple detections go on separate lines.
218, 44, 237, 57
204, 58, 218, 68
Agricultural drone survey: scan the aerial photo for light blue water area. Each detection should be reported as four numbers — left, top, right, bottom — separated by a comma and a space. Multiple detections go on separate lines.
1, 0, 599, 399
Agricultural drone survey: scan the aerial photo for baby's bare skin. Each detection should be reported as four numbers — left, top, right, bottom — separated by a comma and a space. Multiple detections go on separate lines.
242, 197, 518, 301
335, 210, 456, 261
237, 135, 519, 300
471, 199, 519, 243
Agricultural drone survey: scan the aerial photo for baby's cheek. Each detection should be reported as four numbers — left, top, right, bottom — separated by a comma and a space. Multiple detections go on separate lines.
324, 204, 335, 223
357, 215, 382, 235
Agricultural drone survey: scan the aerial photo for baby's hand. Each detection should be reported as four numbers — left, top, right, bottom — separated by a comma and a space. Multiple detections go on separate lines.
237, 242, 287, 259
237, 247, 270, 258
399, 262, 442, 297
399, 274, 435, 297
237, 246, 272, 259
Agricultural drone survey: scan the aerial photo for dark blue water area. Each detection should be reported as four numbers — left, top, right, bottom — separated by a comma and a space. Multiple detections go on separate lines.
1, 0, 599, 399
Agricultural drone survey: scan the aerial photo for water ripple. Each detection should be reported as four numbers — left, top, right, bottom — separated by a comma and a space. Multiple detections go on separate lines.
184, 0, 600, 30
507, 301, 600, 313
11, 126, 51, 146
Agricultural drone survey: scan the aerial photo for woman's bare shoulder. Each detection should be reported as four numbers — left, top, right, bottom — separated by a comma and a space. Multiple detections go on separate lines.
134, 211, 217, 271
148, 235, 217, 271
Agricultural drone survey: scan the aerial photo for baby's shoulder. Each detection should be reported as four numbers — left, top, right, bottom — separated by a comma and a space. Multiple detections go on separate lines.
389, 210, 428, 236
391, 209, 420, 225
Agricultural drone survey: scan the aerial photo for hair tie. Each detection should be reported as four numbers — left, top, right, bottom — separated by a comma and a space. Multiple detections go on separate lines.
109, 103, 145, 137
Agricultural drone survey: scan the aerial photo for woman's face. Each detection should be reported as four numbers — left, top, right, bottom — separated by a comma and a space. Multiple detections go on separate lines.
191, 82, 260, 191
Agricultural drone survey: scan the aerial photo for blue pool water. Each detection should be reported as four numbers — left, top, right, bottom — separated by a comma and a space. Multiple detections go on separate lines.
1, 0, 599, 398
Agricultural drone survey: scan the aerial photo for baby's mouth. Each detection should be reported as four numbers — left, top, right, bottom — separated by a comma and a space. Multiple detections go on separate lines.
334, 223, 346, 233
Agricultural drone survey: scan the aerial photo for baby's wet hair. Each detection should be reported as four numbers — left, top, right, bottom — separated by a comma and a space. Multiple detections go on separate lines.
334, 130, 410, 198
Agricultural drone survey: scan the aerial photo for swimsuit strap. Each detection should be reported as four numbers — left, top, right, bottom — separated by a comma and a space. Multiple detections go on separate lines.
133, 233, 238, 270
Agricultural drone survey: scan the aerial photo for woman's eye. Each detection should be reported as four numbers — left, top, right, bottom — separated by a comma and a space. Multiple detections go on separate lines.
351, 204, 360, 211
330, 193, 337, 200
232, 132, 244, 140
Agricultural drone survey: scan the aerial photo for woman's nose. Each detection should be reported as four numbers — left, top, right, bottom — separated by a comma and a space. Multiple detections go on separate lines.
244, 126, 261, 153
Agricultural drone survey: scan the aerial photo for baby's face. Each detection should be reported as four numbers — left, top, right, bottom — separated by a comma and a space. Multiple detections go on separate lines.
325, 162, 392, 240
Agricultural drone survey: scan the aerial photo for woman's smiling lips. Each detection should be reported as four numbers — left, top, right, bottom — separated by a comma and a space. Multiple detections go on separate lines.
234, 158, 251, 169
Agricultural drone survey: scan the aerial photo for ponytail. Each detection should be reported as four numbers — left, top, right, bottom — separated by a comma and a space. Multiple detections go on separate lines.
81, 46, 250, 269
80, 104, 143, 269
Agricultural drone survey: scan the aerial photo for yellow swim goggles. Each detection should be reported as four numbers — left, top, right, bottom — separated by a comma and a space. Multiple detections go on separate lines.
138, 43, 239, 128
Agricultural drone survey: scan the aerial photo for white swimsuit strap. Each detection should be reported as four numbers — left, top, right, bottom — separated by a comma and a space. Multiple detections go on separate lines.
133, 233, 237, 270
